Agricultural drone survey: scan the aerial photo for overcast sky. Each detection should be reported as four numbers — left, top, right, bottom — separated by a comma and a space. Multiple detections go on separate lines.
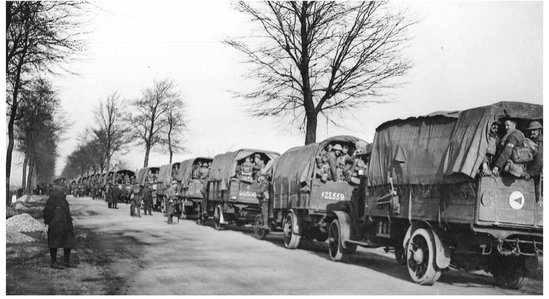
8, 1, 543, 185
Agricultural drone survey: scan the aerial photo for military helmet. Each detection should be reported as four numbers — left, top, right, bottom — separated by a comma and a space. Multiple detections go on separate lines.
332, 144, 343, 152
527, 121, 542, 130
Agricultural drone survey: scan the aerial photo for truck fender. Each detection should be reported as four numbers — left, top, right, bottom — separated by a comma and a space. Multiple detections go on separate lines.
431, 229, 451, 270
403, 222, 450, 270
331, 211, 352, 249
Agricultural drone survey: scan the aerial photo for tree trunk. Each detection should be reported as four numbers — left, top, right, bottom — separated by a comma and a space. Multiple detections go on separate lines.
304, 112, 318, 145
144, 143, 150, 167
299, 2, 316, 145
6, 63, 23, 200
26, 159, 34, 195
22, 154, 29, 191
168, 134, 173, 164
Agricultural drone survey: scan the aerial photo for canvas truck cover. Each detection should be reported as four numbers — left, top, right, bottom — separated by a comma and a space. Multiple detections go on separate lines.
443, 101, 542, 178
208, 149, 280, 189
175, 157, 212, 187
136, 168, 148, 185
157, 164, 174, 184
273, 135, 367, 193
368, 101, 542, 186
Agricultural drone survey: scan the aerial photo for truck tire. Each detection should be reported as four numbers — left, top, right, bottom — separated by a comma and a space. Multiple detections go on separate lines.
283, 212, 300, 249
328, 219, 344, 261
492, 257, 527, 290
253, 214, 268, 240
406, 228, 441, 285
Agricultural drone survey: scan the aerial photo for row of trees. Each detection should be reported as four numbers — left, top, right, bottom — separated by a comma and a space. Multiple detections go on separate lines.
6, 1, 86, 197
61, 79, 186, 179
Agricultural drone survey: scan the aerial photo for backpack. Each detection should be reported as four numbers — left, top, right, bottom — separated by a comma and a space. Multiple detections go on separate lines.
512, 138, 538, 163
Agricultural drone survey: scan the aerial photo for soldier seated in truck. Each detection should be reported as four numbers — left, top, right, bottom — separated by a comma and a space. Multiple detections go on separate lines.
492, 118, 526, 176
240, 156, 254, 183
480, 121, 501, 176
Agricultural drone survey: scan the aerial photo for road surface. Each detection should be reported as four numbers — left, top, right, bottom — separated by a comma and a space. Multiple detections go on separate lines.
8, 196, 543, 295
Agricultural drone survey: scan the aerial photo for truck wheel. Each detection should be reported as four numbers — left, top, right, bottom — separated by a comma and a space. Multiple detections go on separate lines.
492, 257, 527, 289
253, 214, 268, 240
283, 212, 300, 249
214, 206, 223, 230
406, 228, 441, 285
328, 219, 344, 261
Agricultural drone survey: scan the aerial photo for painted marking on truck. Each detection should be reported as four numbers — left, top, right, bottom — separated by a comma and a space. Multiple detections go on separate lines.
509, 191, 525, 210
321, 191, 345, 201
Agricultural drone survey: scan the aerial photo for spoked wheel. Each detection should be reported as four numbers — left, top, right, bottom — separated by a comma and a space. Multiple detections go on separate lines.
214, 206, 223, 230
406, 228, 441, 285
328, 219, 344, 261
253, 214, 268, 240
283, 212, 301, 249
491, 256, 527, 290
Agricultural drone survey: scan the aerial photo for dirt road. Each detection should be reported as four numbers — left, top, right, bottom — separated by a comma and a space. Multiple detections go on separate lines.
7, 196, 543, 295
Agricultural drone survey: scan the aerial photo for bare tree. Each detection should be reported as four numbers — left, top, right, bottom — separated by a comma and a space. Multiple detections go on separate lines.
163, 104, 186, 164
225, 1, 414, 144
93, 92, 130, 172
6, 1, 86, 197
128, 79, 184, 167
16, 78, 65, 194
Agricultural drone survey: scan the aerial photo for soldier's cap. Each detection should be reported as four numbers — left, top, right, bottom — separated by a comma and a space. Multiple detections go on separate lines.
171, 180, 178, 184
332, 144, 343, 152
254, 153, 261, 158
527, 121, 542, 130
491, 120, 502, 126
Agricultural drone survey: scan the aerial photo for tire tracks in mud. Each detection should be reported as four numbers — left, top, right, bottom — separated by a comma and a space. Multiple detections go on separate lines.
6, 224, 147, 295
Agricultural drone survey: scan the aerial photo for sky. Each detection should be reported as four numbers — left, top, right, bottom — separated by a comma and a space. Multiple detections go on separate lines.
7, 1, 544, 186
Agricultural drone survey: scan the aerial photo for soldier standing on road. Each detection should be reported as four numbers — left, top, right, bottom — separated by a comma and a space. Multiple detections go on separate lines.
43, 183, 76, 269
112, 184, 120, 209
256, 172, 271, 229
142, 183, 153, 215
130, 184, 142, 217
166, 180, 180, 224
106, 182, 113, 208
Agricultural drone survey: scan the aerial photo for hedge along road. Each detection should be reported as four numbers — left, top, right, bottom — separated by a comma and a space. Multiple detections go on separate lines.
60, 196, 542, 295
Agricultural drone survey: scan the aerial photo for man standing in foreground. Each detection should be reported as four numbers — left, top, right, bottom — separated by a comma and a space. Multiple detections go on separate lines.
142, 183, 153, 215
43, 183, 76, 269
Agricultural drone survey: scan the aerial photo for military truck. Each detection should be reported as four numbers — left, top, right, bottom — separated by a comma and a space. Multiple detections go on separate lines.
112, 169, 135, 203
174, 157, 212, 219
136, 166, 160, 210
203, 149, 279, 229
255, 136, 368, 249
326, 102, 542, 289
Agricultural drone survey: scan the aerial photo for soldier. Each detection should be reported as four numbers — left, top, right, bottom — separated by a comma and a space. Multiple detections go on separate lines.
130, 184, 142, 218
112, 184, 120, 209
328, 144, 344, 181
106, 183, 113, 208
481, 122, 501, 176
199, 162, 210, 179
142, 183, 153, 216
241, 156, 254, 183
524, 121, 543, 203
492, 119, 526, 176
252, 154, 266, 181
256, 172, 271, 229
43, 183, 76, 269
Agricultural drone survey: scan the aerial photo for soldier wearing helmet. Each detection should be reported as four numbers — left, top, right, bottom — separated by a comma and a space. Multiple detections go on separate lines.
328, 144, 344, 181
524, 121, 543, 179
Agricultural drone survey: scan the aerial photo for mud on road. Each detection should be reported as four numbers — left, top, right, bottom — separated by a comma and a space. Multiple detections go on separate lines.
6, 196, 543, 295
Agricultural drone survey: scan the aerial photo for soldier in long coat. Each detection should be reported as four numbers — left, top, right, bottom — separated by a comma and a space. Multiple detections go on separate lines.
43, 187, 76, 269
